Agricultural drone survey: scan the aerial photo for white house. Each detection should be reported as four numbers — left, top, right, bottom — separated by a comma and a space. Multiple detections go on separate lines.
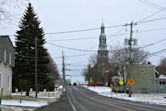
0, 36, 15, 96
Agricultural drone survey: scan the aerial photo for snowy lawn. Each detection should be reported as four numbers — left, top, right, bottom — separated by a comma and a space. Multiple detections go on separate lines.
85, 86, 166, 106
0, 90, 63, 111
2, 99, 48, 107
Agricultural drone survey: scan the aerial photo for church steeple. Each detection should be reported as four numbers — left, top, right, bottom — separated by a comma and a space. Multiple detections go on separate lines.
98, 22, 108, 63
101, 22, 105, 33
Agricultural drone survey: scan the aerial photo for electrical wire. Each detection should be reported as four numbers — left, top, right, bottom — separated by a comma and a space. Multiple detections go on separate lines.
138, 38, 166, 49
54, 53, 95, 59
137, 8, 166, 23
45, 26, 166, 42
47, 42, 97, 52
45, 24, 124, 35
137, 0, 162, 9
148, 49, 166, 57
137, 17, 166, 24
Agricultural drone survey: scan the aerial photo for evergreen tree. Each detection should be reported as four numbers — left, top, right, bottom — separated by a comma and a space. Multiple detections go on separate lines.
13, 3, 50, 95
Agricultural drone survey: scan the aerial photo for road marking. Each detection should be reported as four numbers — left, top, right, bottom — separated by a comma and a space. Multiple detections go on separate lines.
67, 94, 77, 111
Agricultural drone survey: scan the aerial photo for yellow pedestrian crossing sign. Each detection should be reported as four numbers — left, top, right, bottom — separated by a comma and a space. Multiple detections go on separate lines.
119, 80, 124, 86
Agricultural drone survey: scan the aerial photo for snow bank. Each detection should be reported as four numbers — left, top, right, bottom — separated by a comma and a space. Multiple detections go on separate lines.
2, 100, 48, 107
85, 86, 166, 106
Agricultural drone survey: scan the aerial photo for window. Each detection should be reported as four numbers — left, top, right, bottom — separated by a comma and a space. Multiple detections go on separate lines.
9, 53, 12, 65
4, 49, 6, 63
0, 74, 1, 88
7, 76, 10, 90
159, 81, 166, 85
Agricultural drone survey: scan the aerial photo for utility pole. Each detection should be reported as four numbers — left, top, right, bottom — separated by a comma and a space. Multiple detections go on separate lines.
35, 36, 38, 98
124, 21, 137, 97
129, 21, 133, 64
62, 51, 66, 90
128, 21, 134, 97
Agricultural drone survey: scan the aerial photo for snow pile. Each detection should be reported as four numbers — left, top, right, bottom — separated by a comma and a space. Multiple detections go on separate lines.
1, 100, 48, 107
86, 86, 166, 106
86, 86, 112, 94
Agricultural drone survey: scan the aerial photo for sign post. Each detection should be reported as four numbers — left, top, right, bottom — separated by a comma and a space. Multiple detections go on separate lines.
119, 80, 124, 94
127, 79, 135, 97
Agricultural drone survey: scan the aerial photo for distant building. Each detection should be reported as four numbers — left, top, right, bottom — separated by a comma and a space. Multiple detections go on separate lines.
156, 74, 166, 93
0, 36, 15, 96
122, 64, 166, 93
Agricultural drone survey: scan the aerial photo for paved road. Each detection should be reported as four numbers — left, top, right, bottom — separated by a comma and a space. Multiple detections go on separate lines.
37, 86, 166, 111
67, 86, 166, 111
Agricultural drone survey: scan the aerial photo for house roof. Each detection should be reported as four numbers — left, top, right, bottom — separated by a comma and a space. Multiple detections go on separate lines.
158, 75, 166, 79
0, 35, 14, 48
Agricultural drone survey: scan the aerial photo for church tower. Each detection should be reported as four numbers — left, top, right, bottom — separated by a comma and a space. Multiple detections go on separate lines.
97, 22, 108, 63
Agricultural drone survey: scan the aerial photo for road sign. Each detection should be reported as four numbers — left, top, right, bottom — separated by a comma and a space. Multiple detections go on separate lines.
127, 79, 135, 86
119, 80, 124, 86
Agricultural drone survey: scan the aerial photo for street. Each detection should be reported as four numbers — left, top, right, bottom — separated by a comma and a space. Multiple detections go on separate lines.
37, 86, 166, 111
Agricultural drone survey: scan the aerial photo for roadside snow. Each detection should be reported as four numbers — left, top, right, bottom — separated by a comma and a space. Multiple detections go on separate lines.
2, 100, 48, 107
1, 90, 63, 111
85, 86, 166, 106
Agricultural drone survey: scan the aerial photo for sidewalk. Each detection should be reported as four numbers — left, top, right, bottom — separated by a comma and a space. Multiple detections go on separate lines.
35, 92, 73, 111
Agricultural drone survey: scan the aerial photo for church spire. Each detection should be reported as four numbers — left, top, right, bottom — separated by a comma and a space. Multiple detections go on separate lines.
101, 22, 105, 33
98, 22, 108, 63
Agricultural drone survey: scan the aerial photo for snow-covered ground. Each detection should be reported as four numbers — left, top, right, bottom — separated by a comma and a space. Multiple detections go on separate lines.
84, 86, 166, 106
2, 100, 48, 107
1, 89, 63, 111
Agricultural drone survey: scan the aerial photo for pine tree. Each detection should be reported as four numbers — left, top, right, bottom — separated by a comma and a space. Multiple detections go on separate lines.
13, 3, 50, 95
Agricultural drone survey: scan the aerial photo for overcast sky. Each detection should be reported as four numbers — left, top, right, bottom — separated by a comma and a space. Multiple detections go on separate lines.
1, 0, 166, 83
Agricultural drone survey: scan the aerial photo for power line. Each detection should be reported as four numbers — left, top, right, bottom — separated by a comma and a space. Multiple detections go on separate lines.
138, 17, 166, 24
137, 8, 166, 23
45, 17, 166, 35
45, 26, 166, 42
45, 24, 124, 35
47, 42, 97, 52
138, 38, 166, 49
54, 53, 95, 59
47, 36, 98, 42
148, 48, 166, 57
8, 17, 166, 38
137, 0, 162, 9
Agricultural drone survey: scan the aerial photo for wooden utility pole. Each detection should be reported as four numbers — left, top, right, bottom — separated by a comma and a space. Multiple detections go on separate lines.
124, 21, 136, 97
129, 21, 134, 64
35, 36, 38, 98
62, 51, 66, 89
128, 21, 134, 97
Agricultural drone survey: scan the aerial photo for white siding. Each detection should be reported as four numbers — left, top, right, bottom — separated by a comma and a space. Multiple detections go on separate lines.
0, 63, 12, 95
0, 74, 1, 88
4, 49, 6, 63
9, 53, 12, 65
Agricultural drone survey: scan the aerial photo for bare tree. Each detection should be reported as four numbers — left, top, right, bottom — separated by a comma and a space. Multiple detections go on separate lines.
0, 0, 26, 23
88, 54, 98, 66
109, 46, 149, 64
156, 58, 166, 75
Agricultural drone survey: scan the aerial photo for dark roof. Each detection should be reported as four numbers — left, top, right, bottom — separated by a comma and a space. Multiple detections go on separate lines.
0, 35, 14, 48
